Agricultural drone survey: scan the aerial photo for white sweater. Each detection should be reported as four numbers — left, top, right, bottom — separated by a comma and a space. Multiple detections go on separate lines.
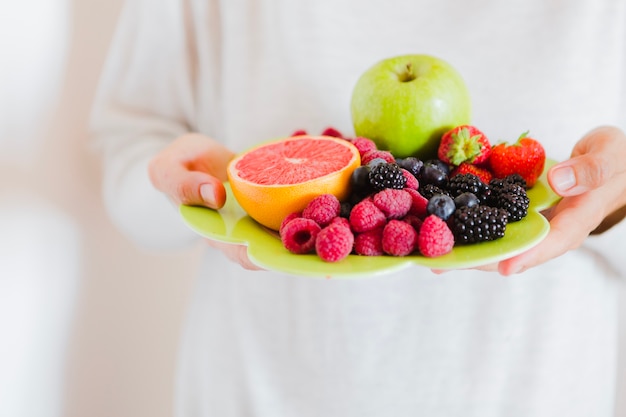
91, 0, 626, 416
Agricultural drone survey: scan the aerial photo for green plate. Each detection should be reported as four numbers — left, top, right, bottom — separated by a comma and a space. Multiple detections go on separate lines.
180, 160, 561, 278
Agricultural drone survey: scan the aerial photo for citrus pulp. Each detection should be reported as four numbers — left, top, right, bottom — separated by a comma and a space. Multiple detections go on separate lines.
227, 135, 361, 231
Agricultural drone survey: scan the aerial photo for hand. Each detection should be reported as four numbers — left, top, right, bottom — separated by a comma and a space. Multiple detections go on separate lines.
148, 133, 262, 270
148, 133, 233, 209
497, 125, 626, 275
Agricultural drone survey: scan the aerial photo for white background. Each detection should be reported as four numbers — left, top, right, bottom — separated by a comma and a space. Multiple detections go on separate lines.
0, 1, 625, 416
0, 1, 200, 416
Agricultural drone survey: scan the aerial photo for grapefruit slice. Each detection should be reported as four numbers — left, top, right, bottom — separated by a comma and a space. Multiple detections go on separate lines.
227, 135, 361, 231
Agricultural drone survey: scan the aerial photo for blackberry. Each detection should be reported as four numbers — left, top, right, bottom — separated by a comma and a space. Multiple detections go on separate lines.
490, 174, 527, 191
419, 183, 451, 200
492, 183, 529, 222
368, 162, 407, 191
452, 205, 508, 244
446, 173, 491, 203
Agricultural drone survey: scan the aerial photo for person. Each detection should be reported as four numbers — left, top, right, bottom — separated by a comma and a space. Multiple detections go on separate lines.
90, 0, 626, 416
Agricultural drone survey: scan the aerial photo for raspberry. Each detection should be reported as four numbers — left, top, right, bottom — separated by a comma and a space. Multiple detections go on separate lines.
351, 137, 378, 157
315, 224, 354, 262
330, 216, 350, 229
404, 188, 429, 218
417, 215, 455, 257
382, 220, 418, 256
362, 149, 396, 165
401, 168, 419, 190
372, 188, 412, 219
321, 127, 344, 138
280, 217, 321, 254
279, 212, 301, 237
302, 194, 341, 227
354, 228, 384, 256
349, 198, 387, 233
290, 129, 308, 136
402, 214, 423, 233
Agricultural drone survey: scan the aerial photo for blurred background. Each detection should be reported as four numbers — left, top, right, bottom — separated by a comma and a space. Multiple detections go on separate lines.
0, 1, 202, 416
1, 1, 625, 417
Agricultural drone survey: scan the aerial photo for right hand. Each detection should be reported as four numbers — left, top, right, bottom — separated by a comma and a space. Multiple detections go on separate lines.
148, 133, 262, 270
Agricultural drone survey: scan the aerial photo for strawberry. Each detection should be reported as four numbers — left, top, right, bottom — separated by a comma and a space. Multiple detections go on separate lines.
451, 162, 493, 184
489, 132, 546, 187
438, 125, 491, 166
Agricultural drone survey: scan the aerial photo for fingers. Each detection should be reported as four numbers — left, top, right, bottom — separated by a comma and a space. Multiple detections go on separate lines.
497, 190, 604, 275
548, 126, 626, 196
205, 240, 264, 271
148, 133, 235, 209
168, 168, 227, 209
466, 126, 626, 276
432, 263, 499, 275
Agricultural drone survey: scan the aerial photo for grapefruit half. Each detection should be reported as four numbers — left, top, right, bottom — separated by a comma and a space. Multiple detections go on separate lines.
227, 135, 361, 231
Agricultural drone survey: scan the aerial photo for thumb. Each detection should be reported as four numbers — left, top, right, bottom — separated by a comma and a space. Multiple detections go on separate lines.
149, 160, 228, 209
148, 133, 234, 209
548, 155, 607, 196
178, 171, 228, 209
548, 126, 626, 197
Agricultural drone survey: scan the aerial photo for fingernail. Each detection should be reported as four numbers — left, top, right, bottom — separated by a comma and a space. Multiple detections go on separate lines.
200, 183, 216, 207
551, 166, 576, 193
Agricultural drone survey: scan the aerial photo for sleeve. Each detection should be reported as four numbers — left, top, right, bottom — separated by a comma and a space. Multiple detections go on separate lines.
585, 216, 626, 277
584, 33, 626, 277
89, 0, 202, 250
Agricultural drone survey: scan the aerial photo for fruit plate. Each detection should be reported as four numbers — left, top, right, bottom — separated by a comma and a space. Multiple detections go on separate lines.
180, 160, 561, 278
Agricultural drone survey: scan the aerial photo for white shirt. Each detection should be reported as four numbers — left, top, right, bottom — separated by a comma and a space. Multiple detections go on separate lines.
90, 0, 626, 416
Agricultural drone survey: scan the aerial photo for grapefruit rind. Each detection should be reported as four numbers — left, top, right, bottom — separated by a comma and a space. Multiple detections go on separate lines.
227, 135, 361, 231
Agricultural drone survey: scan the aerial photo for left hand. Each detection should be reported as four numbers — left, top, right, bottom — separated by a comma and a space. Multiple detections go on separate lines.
496, 125, 626, 275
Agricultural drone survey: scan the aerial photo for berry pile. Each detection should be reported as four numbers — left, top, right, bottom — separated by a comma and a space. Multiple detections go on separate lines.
279, 126, 544, 262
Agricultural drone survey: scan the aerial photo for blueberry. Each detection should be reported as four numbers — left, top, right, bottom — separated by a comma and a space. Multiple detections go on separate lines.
427, 194, 456, 221
397, 156, 424, 178
419, 165, 448, 187
340, 201, 353, 218
424, 159, 451, 176
366, 157, 388, 168
454, 192, 479, 209
350, 165, 372, 193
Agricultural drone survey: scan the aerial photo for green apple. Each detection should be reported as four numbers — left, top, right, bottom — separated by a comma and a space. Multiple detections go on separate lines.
350, 54, 472, 159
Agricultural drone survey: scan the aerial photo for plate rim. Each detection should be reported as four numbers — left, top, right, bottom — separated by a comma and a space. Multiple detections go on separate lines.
180, 159, 560, 278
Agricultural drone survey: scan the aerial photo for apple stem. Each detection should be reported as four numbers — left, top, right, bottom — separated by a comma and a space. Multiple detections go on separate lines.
398, 62, 417, 83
